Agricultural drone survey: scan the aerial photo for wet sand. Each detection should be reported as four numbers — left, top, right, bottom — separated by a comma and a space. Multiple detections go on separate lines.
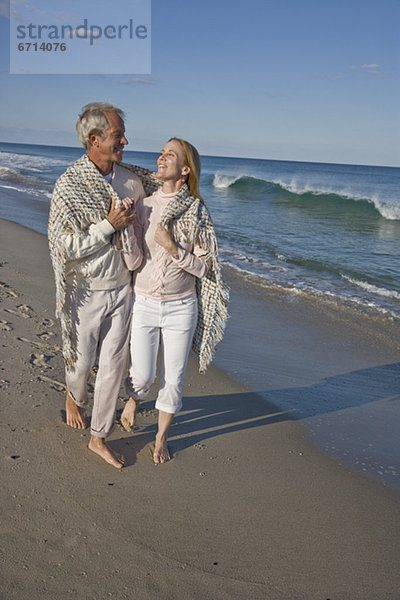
1, 219, 399, 600
217, 267, 400, 489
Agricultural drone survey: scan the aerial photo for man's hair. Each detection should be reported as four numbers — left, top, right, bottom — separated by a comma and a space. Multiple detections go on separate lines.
76, 102, 125, 149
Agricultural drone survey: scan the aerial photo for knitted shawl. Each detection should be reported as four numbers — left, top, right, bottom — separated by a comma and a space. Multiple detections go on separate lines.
48, 154, 229, 373
160, 184, 229, 373
48, 154, 159, 368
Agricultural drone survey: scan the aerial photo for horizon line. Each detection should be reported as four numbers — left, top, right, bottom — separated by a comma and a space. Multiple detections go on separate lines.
0, 139, 398, 170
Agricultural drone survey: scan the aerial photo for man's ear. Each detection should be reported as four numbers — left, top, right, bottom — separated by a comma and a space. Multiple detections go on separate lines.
88, 132, 98, 147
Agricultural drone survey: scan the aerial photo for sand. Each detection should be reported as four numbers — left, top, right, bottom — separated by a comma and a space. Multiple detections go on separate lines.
1, 219, 400, 600
217, 267, 400, 489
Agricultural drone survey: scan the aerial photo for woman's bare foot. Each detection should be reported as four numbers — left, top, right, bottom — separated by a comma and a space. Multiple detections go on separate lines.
153, 437, 171, 464
88, 436, 124, 469
152, 410, 174, 464
66, 392, 86, 429
120, 398, 139, 432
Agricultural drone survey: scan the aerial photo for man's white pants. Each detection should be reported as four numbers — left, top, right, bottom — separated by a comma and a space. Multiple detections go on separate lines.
126, 294, 198, 414
65, 283, 132, 438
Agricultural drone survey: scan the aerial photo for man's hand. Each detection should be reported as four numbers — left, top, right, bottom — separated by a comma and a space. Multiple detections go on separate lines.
107, 198, 135, 231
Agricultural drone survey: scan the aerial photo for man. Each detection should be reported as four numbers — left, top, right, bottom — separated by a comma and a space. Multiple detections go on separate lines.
48, 102, 157, 468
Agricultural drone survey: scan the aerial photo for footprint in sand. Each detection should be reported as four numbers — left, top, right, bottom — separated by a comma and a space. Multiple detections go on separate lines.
141, 409, 158, 419
17, 336, 47, 348
0, 319, 13, 332
17, 304, 34, 318
4, 305, 33, 319
29, 353, 52, 368
3, 308, 21, 317
0, 281, 18, 298
38, 375, 66, 391
41, 318, 55, 328
195, 443, 207, 450
37, 331, 56, 341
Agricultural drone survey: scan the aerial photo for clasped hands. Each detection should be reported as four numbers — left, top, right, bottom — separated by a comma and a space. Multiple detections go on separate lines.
107, 197, 135, 231
107, 198, 178, 256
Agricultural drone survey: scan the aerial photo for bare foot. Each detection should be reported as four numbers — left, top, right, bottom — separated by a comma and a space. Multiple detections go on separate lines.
110, 449, 125, 466
153, 438, 171, 464
88, 436, 124, 469
66, 392, 86, 429
120, 398, 139, 432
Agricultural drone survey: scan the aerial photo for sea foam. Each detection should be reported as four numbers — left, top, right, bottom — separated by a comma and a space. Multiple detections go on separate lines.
212, 171, 400, 220
341, 275, 400, 301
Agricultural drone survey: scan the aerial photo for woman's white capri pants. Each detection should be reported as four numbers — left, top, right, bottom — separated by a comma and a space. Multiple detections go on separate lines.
126, 293, 198, 414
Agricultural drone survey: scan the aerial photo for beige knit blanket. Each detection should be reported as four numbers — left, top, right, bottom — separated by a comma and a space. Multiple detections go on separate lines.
160, 184, 229, 373
48, 154, 228, 373
48, 154, 159, 368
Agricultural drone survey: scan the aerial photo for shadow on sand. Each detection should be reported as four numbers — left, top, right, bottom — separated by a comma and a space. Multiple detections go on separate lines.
109, 361, 400, 469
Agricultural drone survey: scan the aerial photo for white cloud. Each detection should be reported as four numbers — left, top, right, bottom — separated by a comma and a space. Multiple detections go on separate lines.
315, 64, 383, 81
351, 64, 382, 74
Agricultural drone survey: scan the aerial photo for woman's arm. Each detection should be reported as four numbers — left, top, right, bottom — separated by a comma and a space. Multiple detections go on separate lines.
122, 222, 143, 271
154, 223, 210, 278
170, 245, 210, 278
121, 199, 144, 271
119, 164, 161, 197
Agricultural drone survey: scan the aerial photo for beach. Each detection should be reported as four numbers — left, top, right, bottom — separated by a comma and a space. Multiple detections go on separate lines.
217, 266, 400, 489
1, 218, 400, 600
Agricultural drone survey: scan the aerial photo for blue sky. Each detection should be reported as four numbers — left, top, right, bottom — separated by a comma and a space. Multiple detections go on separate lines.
0, 0, 399, 166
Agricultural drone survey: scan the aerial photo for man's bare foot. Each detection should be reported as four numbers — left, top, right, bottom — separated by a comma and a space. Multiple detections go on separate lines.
153, 438, 171, 464
66, 392, 86, 429
88, 436, 124, 469
110, 449, 125, 466
120, 398, 139, 432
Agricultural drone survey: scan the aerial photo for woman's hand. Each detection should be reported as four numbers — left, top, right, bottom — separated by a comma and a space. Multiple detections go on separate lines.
107, 198, 135, 231
154, 222, 179, 256
121, 197, 136, 215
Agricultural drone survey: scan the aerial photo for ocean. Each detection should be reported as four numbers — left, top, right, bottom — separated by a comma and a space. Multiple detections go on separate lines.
1, 141, 400, 320
1, 141, 400, 488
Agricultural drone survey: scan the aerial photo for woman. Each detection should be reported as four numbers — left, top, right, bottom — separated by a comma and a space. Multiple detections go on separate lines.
120, 137, 229, 463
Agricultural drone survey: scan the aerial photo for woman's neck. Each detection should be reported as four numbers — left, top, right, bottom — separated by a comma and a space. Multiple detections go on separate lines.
161, 179, 184, 195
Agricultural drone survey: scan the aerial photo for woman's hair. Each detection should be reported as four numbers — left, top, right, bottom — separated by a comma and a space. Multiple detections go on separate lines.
76, 102, 125, 149
169, 137, 203, 202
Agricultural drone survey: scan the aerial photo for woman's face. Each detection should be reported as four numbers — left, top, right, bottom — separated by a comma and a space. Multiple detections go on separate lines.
156, 140, 188, 182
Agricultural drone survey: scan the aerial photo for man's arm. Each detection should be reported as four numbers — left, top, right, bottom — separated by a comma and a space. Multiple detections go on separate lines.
61, 219, 115, 260
119, 163, 161, 197
60, 199, 135, 260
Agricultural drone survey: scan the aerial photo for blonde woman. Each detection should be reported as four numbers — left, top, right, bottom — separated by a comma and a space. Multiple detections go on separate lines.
120, 138, 229, 463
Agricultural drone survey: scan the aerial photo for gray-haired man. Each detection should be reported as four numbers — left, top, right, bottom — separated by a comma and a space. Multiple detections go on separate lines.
49, 102, 157, 468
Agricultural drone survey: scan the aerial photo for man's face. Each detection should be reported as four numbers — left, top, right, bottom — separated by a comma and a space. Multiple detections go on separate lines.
90, 111, 128, 166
